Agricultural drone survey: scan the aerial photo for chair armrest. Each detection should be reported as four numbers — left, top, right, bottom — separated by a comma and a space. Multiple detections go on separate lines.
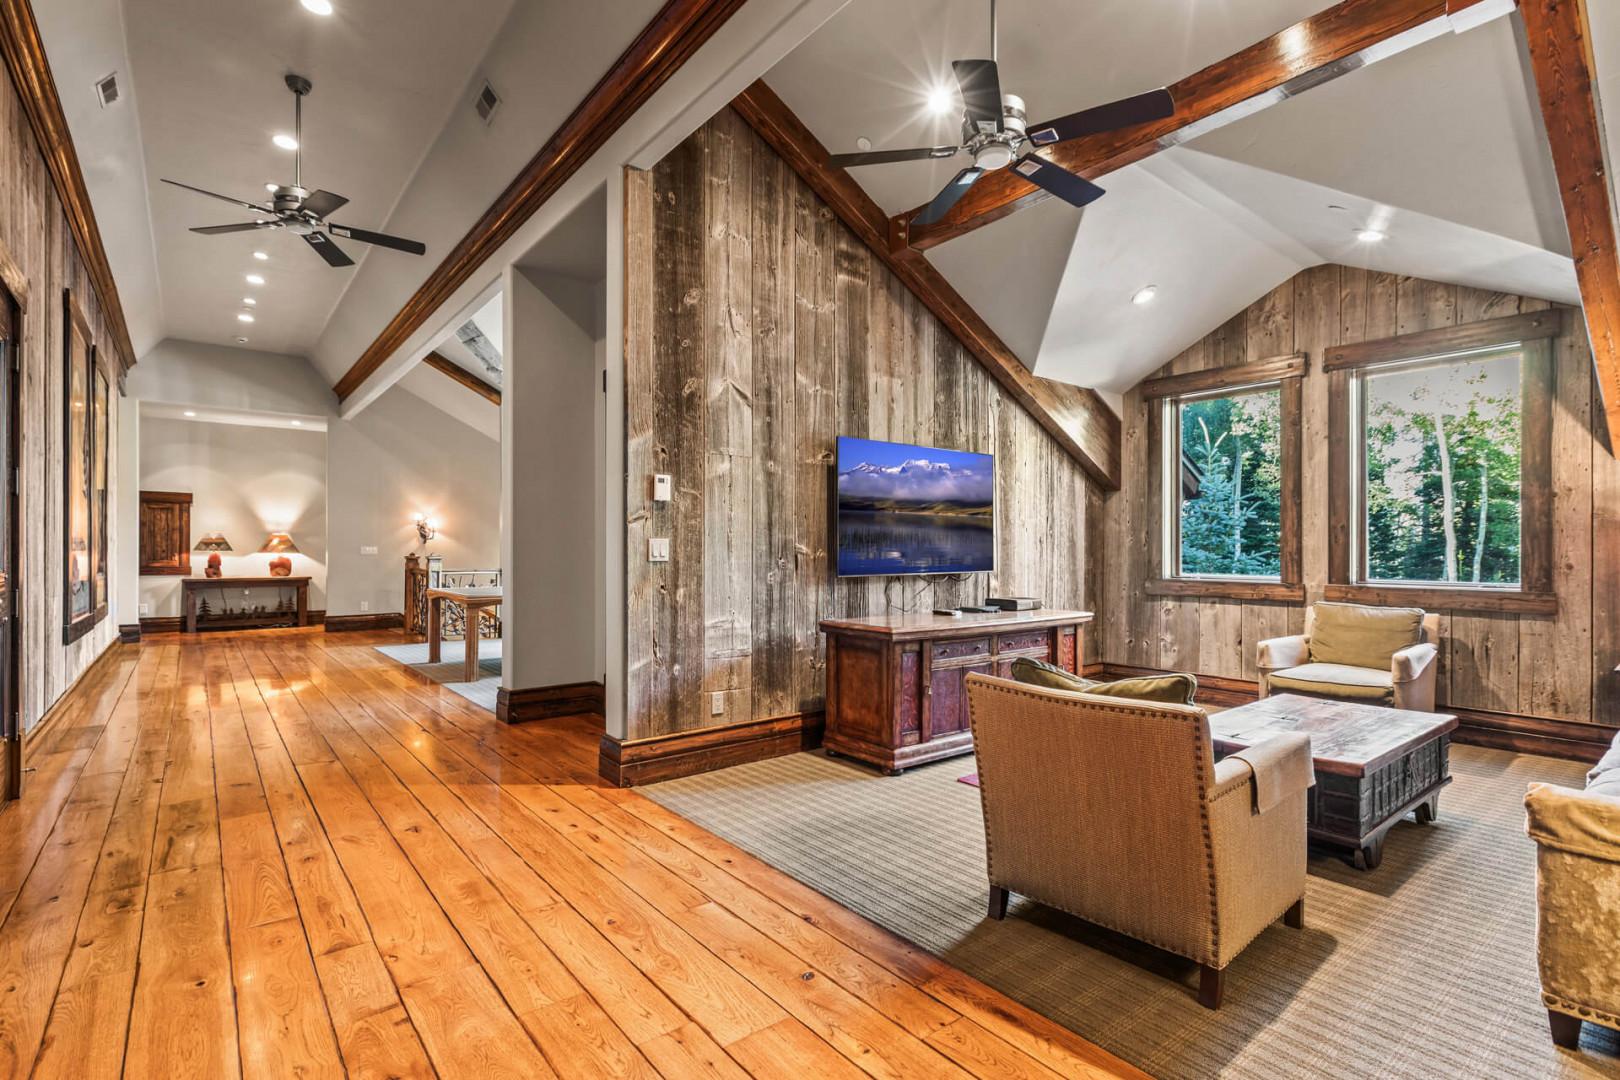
1257, 634, 1309, 671
1391, 641, 1437, 684
1526, 782, 1620, 865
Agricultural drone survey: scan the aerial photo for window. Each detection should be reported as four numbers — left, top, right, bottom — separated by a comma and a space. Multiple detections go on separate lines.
1143, 354, 1304, 602
1326, 310, 1556, 614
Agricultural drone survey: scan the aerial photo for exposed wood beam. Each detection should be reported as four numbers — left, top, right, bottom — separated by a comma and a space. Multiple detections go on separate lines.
894, 0, 1505, 251
332, 0, 750, 403
0, 0, 136, 372
731, 80, 1123, 489
423, 350, 500, 404
1519, 0, 1620, 450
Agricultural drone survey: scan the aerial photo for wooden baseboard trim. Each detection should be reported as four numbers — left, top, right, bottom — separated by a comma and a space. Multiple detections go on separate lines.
497, 681, 605, 724
138, 616, 182, 634
24, 641, 125, 765
140, 610, 331, 634
117, 623, 141, 644
599, 712, 825, 787
322, 612, 401, 633
1098, 663, 1618, 763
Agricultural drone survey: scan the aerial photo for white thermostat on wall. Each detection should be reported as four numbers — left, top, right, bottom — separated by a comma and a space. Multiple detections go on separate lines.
652, 474, 673, 502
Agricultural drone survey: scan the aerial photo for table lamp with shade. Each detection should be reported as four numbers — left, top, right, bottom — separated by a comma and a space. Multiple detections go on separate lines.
258, 531, 299, 577
194, 532, 233, 578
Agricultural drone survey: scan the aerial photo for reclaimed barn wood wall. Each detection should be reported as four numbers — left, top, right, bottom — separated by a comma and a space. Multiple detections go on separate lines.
0, 58, 124, 734
624, 108, 1099, 741
1100, 265, 1620, 727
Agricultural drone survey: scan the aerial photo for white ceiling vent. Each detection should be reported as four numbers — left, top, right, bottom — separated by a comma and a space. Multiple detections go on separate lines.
474, 80, 500, 125
94, 72, 120, 109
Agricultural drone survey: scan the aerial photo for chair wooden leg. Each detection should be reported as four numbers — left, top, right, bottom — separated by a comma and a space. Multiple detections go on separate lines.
987, 886, 1009, 920
1284, 897, 1305, 929
1198, 965, 1224, 1010
1549, 1009, 1583, 1049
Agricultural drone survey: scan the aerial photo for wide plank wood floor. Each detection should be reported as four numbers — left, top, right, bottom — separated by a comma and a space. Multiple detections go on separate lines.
0, 629, 1145, 1079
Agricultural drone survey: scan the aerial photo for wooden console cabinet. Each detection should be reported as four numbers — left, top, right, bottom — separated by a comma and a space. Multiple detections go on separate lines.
819, 610, 1093, 774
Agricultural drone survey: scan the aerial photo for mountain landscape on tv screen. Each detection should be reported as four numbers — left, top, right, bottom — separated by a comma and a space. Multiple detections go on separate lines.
835, 440, 994, 575
836, 457, 993, 516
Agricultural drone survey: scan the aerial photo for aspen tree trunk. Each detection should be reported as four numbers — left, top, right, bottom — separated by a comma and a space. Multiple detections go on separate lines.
1472, 456, 1488, 583
1432, 412, 1458, 581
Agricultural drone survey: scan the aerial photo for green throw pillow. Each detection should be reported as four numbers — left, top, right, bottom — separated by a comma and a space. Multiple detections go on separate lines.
1308, 601, 1423, 670
1008, 657, 1198, 705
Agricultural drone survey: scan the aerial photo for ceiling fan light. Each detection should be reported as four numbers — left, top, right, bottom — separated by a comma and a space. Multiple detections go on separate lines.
272, 133, 299, 151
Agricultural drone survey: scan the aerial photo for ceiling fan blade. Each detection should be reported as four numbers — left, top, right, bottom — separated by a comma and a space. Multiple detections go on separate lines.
912, 166, 984, 227
328, 224, 426, 255
302, 189, 350, 219
161, 178, 272, 214
190, 221, 279, 235
302, 231, 355, 267
952, 59, 1002, 135
828, 146, 960, 168
1026, 87, 1175, 146
1010, 154, 1106, 209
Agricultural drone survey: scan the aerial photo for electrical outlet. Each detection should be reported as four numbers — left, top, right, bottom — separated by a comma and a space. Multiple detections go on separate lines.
360, 545, 378, 556
360, 601, 370, 612
710, 692, 725, 717
649, 538, 671, 563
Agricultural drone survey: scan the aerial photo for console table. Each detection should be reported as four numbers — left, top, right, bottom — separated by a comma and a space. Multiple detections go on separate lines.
182, 576, 310, 633
819, 609, 1093, 774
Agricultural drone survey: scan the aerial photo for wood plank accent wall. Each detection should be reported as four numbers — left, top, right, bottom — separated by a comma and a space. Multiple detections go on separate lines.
0, 49, 122, 734
1101, 265, 1620, 728
623, 108, 1098, 742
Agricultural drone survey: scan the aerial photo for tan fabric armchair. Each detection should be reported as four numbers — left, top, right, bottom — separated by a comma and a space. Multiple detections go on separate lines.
1525, 733, 1620, 1051
965, 673, 1311, 1008
1258, 603, 1441, 711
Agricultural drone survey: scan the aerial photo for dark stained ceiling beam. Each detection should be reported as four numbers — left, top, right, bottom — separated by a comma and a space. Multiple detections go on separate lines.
1519, 0, 1620, 450
424, 350, 500, 404
732, 80, 1123, 489
894, 0, 1513, 251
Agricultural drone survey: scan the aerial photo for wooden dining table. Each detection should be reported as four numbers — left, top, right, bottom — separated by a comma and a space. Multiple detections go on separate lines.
425, 585, 503, 682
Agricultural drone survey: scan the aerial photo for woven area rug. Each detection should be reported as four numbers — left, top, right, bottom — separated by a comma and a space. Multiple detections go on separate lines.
644, 745, 1620, 1079
373, 639, 501, 711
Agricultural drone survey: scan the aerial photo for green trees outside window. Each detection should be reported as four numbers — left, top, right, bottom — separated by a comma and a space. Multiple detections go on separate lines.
1360, 349, 1522, 585
1177, 388, 1283, 577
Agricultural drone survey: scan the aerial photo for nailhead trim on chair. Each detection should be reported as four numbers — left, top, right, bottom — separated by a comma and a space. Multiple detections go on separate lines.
1544, 992, 1620, 1032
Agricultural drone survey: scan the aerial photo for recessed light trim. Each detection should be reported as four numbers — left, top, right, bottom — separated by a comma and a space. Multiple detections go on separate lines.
252, 250, 269, 261
245, 273, 265, 285
243, 297, 257, 306
237, 313, 255, 323
1131, 285, 1158, 305
272, 133, 299, 151
1357, 228, 1387, 243
300, 0, 334, 14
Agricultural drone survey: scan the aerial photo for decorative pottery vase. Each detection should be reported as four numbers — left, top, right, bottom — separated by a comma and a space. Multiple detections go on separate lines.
205, 552, 223, 578
268, 555, 292, 577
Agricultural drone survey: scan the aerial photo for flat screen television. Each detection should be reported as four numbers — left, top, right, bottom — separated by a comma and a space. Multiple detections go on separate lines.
834, 435, 995, 577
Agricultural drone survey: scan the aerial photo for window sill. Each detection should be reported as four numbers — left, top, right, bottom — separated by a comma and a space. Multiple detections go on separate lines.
1146, 579, 1305, 602
1323, 583, 1557, 615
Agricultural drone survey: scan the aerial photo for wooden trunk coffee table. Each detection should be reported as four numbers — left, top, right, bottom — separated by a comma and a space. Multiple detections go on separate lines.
1208, 694, 1458, 869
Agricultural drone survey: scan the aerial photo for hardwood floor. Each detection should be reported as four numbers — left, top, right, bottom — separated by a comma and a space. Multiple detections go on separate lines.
0, 629, 1143, 1079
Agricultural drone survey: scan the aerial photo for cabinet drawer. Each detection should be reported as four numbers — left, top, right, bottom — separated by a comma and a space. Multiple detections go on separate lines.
996, 630, 1051, 654
932, 637, 991, 662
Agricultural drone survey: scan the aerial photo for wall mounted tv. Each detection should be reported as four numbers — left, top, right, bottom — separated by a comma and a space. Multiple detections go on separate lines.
834, 435, 995, 577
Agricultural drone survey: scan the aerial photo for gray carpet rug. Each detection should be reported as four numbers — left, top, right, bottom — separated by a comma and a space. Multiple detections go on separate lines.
373, 640, 502, 711
644, 745, 1620, 1079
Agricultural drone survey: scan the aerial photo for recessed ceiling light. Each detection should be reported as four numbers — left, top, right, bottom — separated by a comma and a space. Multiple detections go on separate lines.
291, 419, 303, 426
301, 0, 334, 14
264, 183, 278, 194
245, 273, 265, 285
183, 410, 197, 417
237, 313, 255, 323
856, 136, 872, 152
926, 84, 954, 116
252, 250, 269, 261
235, 336, 249, 343
242, 297, 257, 306
272, 133, 299, 151
1357, 228, 1387, 243
1131, 284, 1158, 305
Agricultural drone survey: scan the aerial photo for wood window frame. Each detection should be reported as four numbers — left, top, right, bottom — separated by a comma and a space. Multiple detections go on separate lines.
1143, 353, 1306, 603
1324, 310, 1558, 616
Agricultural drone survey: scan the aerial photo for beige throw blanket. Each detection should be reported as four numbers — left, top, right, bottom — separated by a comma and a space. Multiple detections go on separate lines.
1229, 732, 1316, 813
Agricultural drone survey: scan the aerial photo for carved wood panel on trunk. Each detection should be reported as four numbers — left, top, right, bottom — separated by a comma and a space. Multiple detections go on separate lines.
1101, 266, 1620, 727
624, 108, 1097, 742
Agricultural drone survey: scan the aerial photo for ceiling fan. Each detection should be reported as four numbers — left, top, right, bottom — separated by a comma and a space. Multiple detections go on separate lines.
828, 0, 1175, 226
161, 74, 426, 268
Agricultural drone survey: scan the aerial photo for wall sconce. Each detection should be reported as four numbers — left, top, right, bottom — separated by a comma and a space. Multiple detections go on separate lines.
414, 514, 438, 544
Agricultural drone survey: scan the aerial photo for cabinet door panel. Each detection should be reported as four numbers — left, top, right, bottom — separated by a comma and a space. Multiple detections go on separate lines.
929, 659, 993, 737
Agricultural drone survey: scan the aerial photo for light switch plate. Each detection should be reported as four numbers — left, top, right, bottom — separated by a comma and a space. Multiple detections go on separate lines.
710, 691, 725, 716
652, 473, 673, 502
649, 538, 671, 562
138, 602, 150, 616
360, 545, 378, 556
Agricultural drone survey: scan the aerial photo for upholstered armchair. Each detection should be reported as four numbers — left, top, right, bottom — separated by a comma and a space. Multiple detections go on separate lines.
1525, 734, 1620, 1052
965, 673, 1312, 1008
1257, 601, 1441, 712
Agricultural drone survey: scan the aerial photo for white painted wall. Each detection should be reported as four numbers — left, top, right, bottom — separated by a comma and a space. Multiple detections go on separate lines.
327, 386, 500, 617
138, 416, 328, 617
128, 339, 336, 416
501, 267, 599, 691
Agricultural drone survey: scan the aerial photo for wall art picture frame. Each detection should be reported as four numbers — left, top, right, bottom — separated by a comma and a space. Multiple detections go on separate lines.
63, 289, 95, 644
92, 354, 109, 621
